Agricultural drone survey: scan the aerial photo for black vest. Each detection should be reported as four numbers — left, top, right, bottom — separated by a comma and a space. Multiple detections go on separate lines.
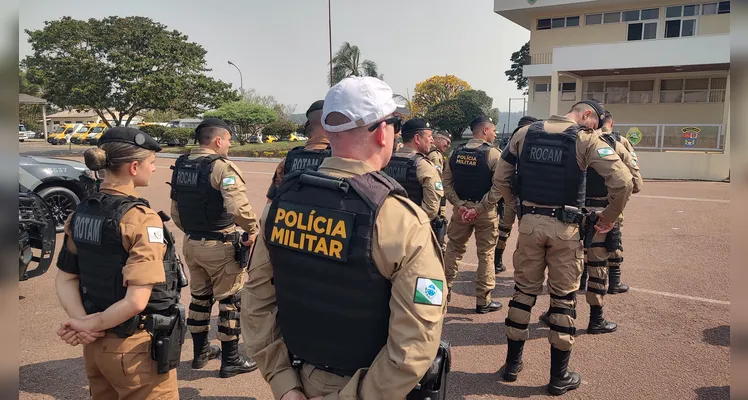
585, 133, 618, 198
265, 168, 406, 374
449, 143, 493, 202
283, 145, 331, 175
169, 154, 234, 233
71, 193, 180, 320
383, 152, 424, 206
518, 121, 585, 207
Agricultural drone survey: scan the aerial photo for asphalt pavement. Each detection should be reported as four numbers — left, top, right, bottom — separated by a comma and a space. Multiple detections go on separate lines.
18, 152, 730, 400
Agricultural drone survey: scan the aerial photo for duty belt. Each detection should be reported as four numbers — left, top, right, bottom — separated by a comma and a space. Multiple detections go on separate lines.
585, 198, 609, 208
521, 206, 583, 224
297, 359, 357, 378
187, 231, 240, 242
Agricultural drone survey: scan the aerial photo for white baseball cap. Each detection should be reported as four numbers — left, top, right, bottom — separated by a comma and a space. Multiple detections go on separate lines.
322, 76, 398, 133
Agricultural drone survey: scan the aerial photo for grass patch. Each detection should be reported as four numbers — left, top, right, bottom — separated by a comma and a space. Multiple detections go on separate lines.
162, 140, 307, 158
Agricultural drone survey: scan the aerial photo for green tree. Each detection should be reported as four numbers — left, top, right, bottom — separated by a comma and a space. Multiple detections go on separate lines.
505, 41, 530, 95
141, 109, 185, 123
426, 99, 483, 141
455, 89, 500, 126
328, 42, 383, 86
19, 70, 46, 133
412, 75, 472, 116
262, 120, 297, 140
22, 16, 239, 128
204, 101, 277, 144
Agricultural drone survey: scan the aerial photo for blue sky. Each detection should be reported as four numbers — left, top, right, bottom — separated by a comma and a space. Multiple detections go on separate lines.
19, 0, 530, 112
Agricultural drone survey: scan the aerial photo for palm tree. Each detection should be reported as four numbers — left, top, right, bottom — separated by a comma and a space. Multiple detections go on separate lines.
328, 42, 383, 86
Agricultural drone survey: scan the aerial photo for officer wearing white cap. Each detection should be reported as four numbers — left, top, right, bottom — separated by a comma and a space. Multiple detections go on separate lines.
242, 76, 448, 400
442, 114, 504, 313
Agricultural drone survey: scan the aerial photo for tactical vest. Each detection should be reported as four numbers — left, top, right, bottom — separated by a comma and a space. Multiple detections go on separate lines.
169, 154, 234, 233
517, 121, 585, 207
283, 145, 331, 175
586, 133, 618, 198
265, 168, 406, 375
71, 192, 180, 323
449, 143, 493, 202
383, 152, 424, 206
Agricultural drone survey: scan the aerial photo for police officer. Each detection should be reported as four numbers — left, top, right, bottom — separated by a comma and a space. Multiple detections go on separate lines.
539, 110, 643, 334
241, 77, 447, 400
600, 111, 639, 294
383, 118, 445, 241
55, 127, 182, 399
494, 116, 539, 274
267, 100, 331, 201
428, 130, 451, 175
443, 115, 503, 313
495, 100, 634, 395
170, 118, 259, 377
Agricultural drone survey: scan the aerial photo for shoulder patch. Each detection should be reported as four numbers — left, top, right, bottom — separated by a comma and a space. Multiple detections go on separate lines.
435, 181, 443, 191
414, 277, 444, 306
435, 164, 442, 171
597, 147, 615, 157
146, 226, 164, 243
632, 159, 638, 166
631, 151, 637, 158
222, 176, 236, 187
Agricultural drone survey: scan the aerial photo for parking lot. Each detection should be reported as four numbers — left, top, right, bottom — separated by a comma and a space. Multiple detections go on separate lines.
18, 152, 729, 400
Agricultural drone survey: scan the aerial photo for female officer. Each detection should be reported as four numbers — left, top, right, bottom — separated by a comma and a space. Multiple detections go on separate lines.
55, 127, 181, 400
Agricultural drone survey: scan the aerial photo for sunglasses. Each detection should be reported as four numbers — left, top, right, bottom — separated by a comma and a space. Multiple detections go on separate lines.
368, 116, 402, 134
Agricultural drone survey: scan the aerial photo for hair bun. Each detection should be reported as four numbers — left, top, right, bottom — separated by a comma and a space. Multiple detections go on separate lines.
84, 148, 108, 171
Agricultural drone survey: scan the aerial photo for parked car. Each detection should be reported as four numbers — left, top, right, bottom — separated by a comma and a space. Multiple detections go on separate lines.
19, 155, 100, 233
18, 188, 56, 281
50, 123, 83, 145
83, 123, 108, 145
69, 124, 92, 144
19, 124, 35, 141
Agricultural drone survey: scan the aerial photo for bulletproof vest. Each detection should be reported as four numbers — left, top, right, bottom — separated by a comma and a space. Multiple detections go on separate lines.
265, 168, 406, 374
169, 154, 234, 233
517, 121, 585, 207
586, 134, 618, 198
71, 192, 180, 319
383, 152, 424, 206
283, 145, 331, 175
449, 143, 493, 202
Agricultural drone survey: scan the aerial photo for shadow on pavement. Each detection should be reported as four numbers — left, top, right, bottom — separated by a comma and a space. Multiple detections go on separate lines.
694, 385, 729, 399
702, 325, 729, 347
180, 387, 258, 400
447, 371, 548, 399
20, 357, 90, 399
442, 320, 551, 347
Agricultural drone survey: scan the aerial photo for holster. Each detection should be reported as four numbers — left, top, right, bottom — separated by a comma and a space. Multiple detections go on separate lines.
110, 314, 147, 338
234, 232, 250, 269
581, 211, 598, 249
147, 303, 187, 374
430, 216, 447, 247
407, 341, 452, 400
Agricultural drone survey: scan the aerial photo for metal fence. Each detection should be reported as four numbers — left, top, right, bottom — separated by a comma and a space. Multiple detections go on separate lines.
615, 124, 726, 152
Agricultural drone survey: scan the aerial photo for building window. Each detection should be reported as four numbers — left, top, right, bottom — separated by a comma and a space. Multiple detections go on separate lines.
584, 80, 654, 104
628, 22, 658, 40
586, 14, 602, 25
537, 16, 581, 30
560, 82, 577, 101
665, 5, 699, 38
623, 10, 640, 22
718, 1, 731, 13
604, 12, 621, 23
533, 83, 550, 102
641, 8, 660, 20
702, 2, 718, 14
659, 77, 726, 103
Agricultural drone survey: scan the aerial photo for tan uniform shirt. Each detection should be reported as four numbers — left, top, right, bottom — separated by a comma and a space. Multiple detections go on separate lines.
269, 136, 331, 191
242, 157, 446, 400
171, 147, 259, 236
602, 127, 639, 165
497, 115, 634, 224
427, 147, 445, 176
392, 147, 444, 221
597, 130, 643, 195
62, 183, 166, 286
442, 138, 503, 215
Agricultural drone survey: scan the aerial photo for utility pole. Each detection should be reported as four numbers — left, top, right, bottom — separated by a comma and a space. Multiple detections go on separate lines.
227, 60, 243, 93
328, 0, 334, 87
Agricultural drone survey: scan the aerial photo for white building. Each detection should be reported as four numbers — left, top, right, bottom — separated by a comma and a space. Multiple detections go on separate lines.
495, 0, 730, 180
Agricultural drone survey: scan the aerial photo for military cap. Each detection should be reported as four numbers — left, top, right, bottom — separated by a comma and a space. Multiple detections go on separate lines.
98, 126, 161, 152
306, 100, 325, 117
470, 115, 494, 131
434, 130, 451, 139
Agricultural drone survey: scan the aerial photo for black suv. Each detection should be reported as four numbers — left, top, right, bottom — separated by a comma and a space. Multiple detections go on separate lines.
19, 155, 100, 233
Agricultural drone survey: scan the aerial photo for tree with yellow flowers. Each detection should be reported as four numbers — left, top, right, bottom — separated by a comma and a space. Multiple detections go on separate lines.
412, 75, 472, 117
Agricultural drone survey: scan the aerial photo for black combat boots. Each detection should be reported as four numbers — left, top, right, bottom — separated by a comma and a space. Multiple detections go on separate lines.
579, 265, 588, 292
476, 301, 503, 314
191, 332, 221, 369
547, 346, 581, 396
219, 339, 258, 378
494, 248, 506, 274
501, 339, 525, 382
587, 305, 617, 334
607, 266, 630, 294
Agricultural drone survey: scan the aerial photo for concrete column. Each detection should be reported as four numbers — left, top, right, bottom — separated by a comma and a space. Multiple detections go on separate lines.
575, 76, 583, 103
721, 72, 730, 154
550, 71, 560, 116
41, 106, 47, 140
